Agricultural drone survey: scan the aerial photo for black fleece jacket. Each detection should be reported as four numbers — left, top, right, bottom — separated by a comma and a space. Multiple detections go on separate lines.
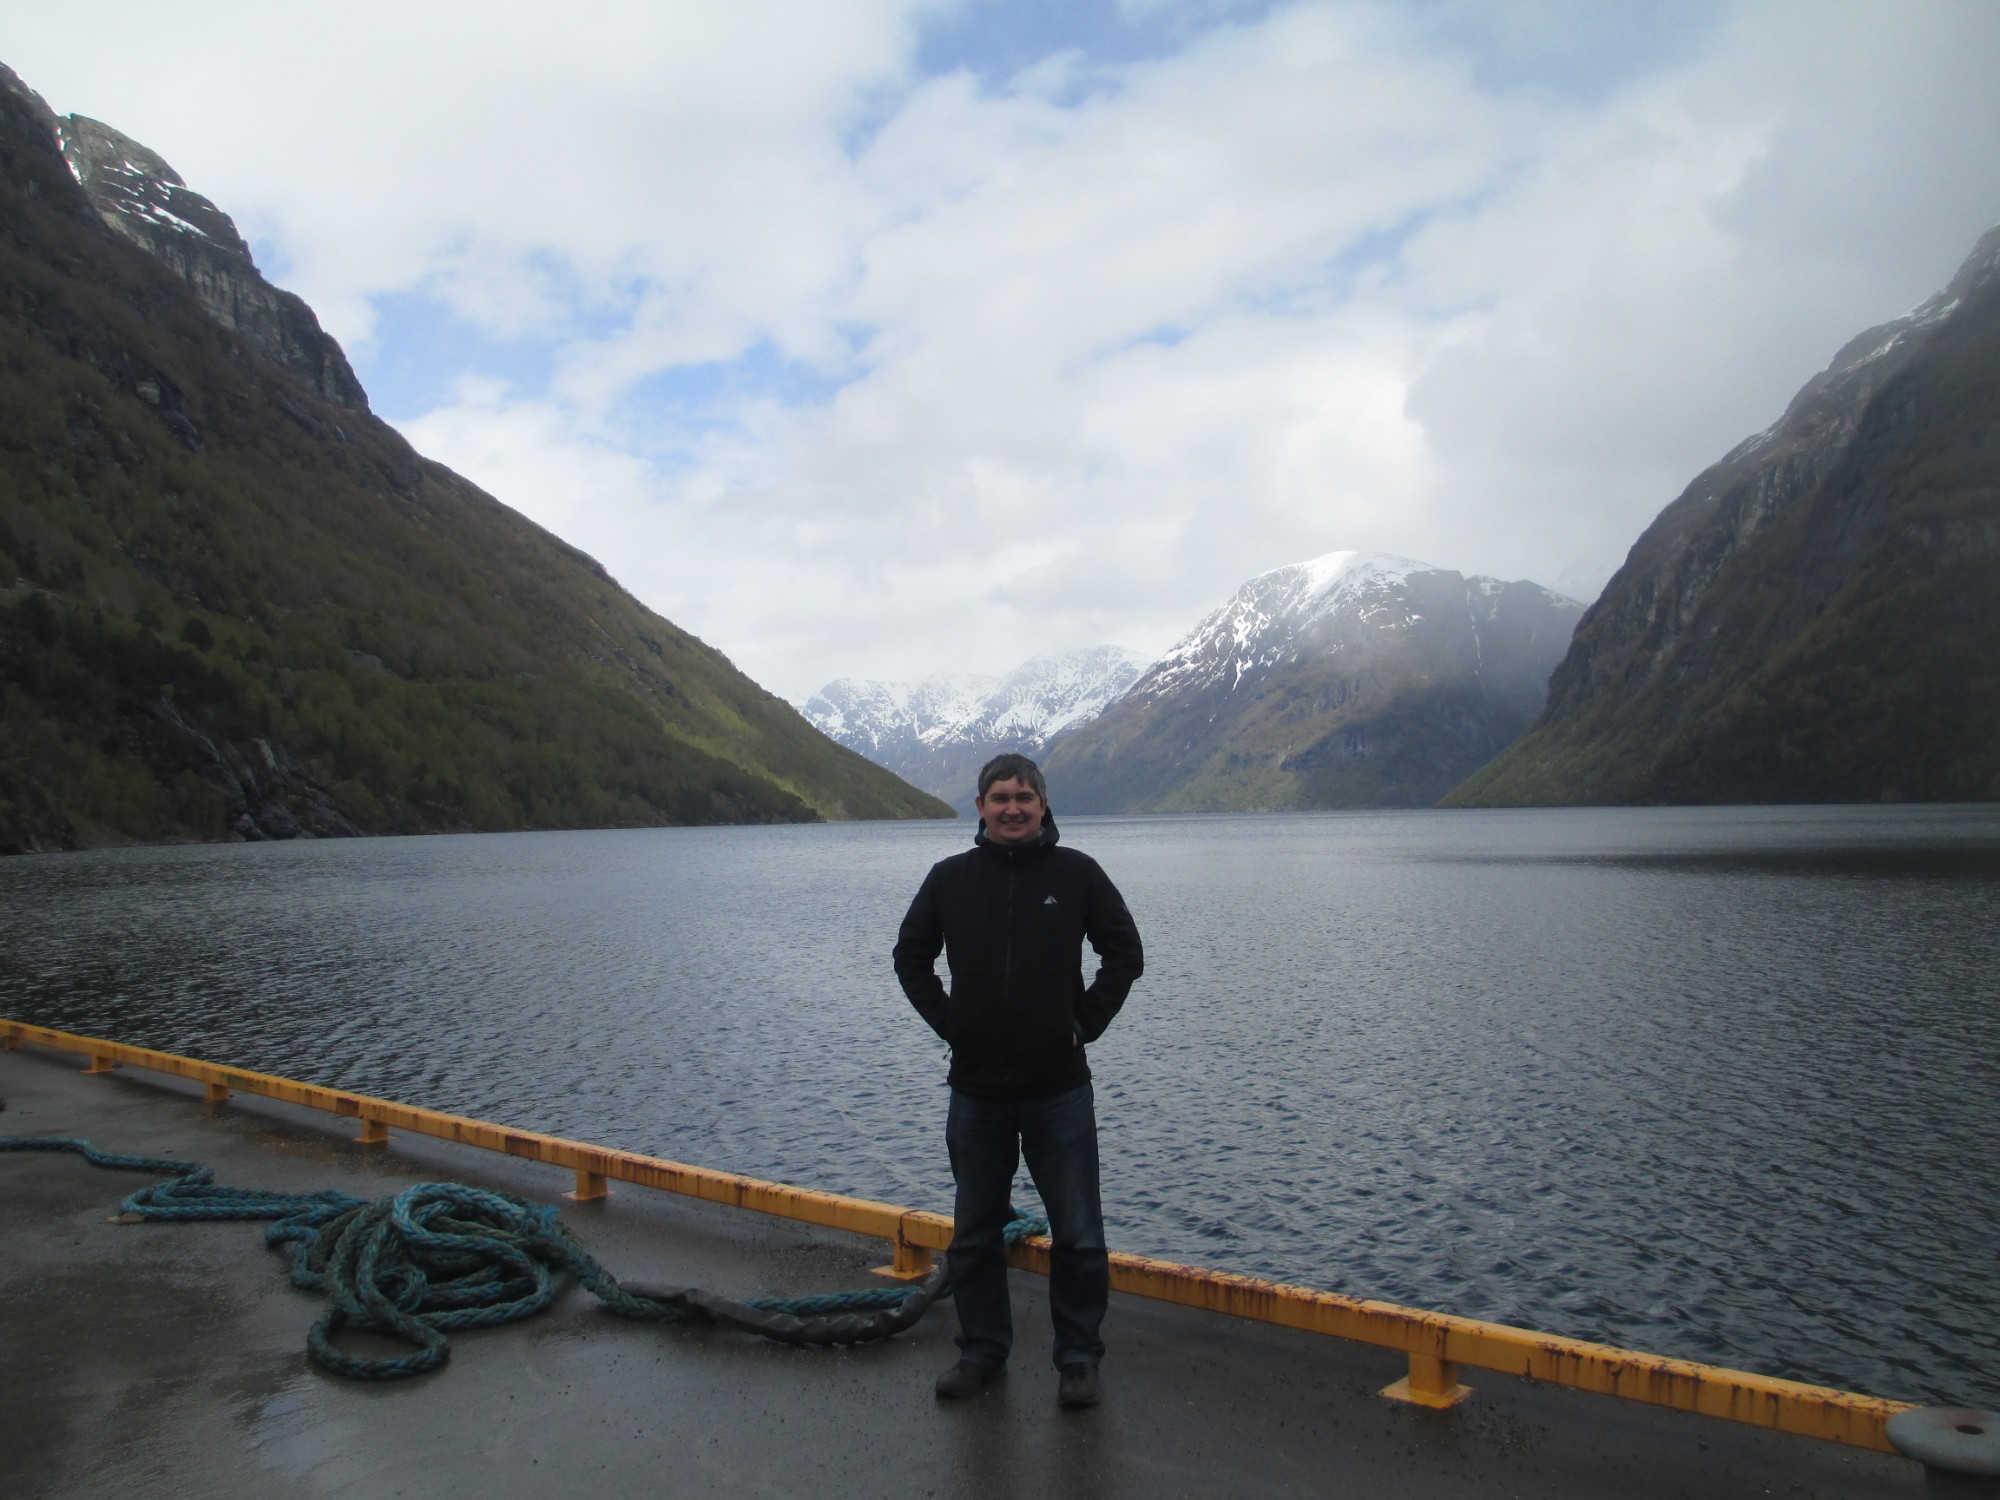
894, 814, 1143, 1100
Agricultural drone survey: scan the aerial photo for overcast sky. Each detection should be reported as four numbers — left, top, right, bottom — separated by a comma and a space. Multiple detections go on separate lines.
10, 2, 2000, 699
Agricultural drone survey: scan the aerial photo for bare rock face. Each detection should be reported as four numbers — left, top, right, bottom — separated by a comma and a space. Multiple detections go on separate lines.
1451, 225, 2000, 806
56, 113, 368, 411
146, 699, 364, 841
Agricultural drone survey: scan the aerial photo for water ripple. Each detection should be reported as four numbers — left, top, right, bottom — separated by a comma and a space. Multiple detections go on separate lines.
1, 805, 1995, 1407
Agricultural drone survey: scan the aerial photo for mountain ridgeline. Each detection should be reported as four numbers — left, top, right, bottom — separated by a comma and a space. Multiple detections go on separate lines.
1042, 553, 1583, 811
802, 645, 1146, 813
1451, 226, 2000, 807
0, 62, 948, 852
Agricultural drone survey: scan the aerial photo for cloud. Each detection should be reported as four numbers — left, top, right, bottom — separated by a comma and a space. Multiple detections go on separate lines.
7, 0, 925, 348
8, 0, 2000, 699
1399, 0, 2000, 594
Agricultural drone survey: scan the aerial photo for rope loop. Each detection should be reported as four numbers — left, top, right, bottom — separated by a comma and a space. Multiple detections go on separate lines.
3, 1135, 1048, 1379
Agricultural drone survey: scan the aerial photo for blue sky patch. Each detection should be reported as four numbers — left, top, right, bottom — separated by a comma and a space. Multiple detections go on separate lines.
608, 340, 850, 456
916, 0, 1277, 90
353, 291, 561, 420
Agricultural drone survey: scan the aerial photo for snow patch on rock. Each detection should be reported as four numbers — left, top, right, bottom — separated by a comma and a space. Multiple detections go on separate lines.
1137, 550, 1444, 700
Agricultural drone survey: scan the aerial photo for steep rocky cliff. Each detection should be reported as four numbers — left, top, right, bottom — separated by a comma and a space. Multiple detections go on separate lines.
1449, 226, 2000, 807
0, 62, 947, 851
56, 112, 367, 412
1041, 551, 1581, 811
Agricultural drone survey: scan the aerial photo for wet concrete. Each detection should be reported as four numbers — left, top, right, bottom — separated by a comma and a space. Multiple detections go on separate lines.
1, 1046, 1927, 1499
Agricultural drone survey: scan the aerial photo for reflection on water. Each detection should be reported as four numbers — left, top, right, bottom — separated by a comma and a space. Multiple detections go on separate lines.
2, 803, 1996, 1407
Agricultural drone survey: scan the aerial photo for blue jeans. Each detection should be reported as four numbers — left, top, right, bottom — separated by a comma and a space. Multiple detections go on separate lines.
945, 1082, 1108, 1370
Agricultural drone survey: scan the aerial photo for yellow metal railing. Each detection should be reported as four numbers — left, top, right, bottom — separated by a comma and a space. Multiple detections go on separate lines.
2, 1018, 1913, 1452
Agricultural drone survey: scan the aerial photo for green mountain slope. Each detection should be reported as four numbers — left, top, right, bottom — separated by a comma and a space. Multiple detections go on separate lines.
0, 65, 948, 851
1448, 226, 2000, 807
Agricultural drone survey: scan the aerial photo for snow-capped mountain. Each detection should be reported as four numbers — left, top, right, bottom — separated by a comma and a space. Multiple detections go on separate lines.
803, 645, 1146, 810
1043, 550, 1583, 811
1139, 551, 1479, 699
1128, 549, 1576, 704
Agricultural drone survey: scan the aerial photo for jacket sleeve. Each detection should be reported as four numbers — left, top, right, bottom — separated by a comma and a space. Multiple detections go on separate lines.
1076, 861, 1143, 1045
893, 867, 952, 1041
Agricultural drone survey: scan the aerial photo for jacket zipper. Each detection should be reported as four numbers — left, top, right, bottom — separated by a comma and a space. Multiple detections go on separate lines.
1003, 851, 1016, 1007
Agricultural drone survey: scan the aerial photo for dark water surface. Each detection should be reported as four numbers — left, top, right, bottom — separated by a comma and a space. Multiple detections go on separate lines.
4, 805, 1997, 1407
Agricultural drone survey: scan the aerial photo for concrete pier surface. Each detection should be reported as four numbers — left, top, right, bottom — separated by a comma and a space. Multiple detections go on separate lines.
1, 1046, 1926, 1499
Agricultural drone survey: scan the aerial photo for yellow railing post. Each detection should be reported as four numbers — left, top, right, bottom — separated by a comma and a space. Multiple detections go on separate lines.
1384, 1349, 1473, 1408
355, 1115, 389, 1146
565, 1170, 609, 1203
83, 1052, 117, 1075
204, 1082, 230, 1104
872, 1217, 936, 1279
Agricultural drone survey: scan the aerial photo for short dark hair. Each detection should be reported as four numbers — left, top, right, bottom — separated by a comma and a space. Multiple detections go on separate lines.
977, 752, 1047, 802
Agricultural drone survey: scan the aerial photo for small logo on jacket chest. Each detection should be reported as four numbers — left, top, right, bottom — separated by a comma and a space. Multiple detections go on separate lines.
1042, 895, 1058, 906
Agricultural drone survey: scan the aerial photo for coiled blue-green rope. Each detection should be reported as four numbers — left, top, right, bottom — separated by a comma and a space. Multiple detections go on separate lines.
0, 1135, 1046, 1380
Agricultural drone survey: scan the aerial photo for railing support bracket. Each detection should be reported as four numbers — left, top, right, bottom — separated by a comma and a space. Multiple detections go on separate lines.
871, 1228, 935, 1280
1383, 1351, 1473, 1409
564, 1170, 609, 1203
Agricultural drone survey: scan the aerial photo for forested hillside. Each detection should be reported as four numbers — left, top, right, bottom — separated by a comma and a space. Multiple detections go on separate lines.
0, 64, 947, 851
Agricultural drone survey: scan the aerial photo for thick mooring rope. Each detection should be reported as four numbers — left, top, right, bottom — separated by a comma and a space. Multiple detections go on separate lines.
0, 1135, 1046, 1380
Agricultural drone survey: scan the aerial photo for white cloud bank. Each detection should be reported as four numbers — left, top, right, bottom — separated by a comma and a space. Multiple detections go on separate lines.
9, 1, 2000, 699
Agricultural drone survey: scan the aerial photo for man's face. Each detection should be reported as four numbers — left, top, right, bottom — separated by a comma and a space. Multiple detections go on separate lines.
976, 776, 1046, 845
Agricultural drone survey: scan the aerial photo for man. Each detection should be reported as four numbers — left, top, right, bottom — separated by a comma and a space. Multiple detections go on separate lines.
893, 752, 1143, 1410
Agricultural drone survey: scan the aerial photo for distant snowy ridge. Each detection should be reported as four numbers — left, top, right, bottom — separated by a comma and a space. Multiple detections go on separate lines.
806, 644, 1146, 755
803, 645, 1147, 807
1134, 549, 1576, 701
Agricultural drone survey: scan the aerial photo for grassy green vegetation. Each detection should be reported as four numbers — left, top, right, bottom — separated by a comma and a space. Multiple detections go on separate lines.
0, 98, 948, 851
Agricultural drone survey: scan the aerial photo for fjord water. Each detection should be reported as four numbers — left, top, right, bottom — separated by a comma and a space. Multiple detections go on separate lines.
3, 806, 1996, 1408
